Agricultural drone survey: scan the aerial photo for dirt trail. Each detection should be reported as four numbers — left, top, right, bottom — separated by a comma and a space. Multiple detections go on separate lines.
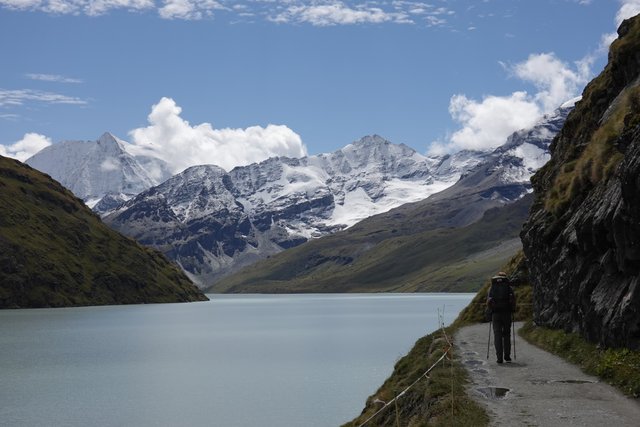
456, 322, 640, 426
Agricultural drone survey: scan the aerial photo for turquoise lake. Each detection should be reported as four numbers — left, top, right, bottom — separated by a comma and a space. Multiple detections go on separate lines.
0, 293, 474, 426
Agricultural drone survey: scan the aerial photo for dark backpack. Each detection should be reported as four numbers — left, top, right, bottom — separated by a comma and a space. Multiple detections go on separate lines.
489, 277, 513, 313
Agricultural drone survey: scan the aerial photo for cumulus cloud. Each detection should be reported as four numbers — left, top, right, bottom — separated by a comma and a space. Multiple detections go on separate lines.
431, 53, 592, 154
616, 0, 640, 26
126, 97, 307, 173
599, 1, 640, 50
0, 133, 52, 162
434, 0, 640, 155
430, 92, 541, 155
509, 53, 592, 112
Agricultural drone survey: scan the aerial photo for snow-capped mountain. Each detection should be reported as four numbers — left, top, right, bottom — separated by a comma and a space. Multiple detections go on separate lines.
104, 135, 485, 287
492, 98, 575, 185
104, 96, 572, 289
28, 100, 571, 289
25, 132, 172, 211
421, 101, 573, 231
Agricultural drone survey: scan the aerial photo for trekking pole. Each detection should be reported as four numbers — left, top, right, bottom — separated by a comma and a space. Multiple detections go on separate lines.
512, 312, 517, 360
486, 318, 492, 360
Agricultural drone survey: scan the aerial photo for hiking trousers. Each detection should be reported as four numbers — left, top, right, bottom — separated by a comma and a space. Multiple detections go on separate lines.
492, 311, 512, 361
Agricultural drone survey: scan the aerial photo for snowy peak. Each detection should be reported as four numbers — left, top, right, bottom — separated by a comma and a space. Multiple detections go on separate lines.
495, 103, 573, 184
97, 132, 124, 150
25, 133, 173, 210
105, 135, 482, 287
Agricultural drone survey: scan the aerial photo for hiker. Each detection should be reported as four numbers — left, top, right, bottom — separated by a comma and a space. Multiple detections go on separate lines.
486, 272, 516, 364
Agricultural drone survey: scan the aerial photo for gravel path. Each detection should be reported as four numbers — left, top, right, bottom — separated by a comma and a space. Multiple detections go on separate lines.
456, 322, 640, 426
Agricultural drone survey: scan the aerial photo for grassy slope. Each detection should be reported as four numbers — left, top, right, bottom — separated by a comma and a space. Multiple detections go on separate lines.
346, 250, 639, 426
343, 327, 489, 427
343, 252, 532, 426
347, 19, 640, 425
213, 194, 532, 293
0, 155, 208, 308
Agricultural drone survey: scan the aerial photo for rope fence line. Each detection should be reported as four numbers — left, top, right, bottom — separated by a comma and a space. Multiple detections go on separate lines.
357, 307, 456, 427
467, 302, 534, 305
357, 345, 452, 427
357, 301, 527, 426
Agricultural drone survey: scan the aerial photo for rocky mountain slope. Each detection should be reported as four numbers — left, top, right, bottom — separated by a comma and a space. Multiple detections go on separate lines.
214, 105, 571, 293
521, 15, 640, 350
103, 135, 487, 287
25, 132, 172, 214
0, 155, 207, 308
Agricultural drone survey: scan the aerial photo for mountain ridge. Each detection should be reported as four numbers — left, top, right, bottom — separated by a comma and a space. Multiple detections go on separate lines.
25, 132, 173, 213
0, 155, 207, 308
213, 104, 572, 292
103, 134, 486, 287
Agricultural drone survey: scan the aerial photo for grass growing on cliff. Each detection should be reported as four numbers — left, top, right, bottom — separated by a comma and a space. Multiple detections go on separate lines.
476, 251, 640, 398
519, 322, 640, 397
545, 79, 640, 215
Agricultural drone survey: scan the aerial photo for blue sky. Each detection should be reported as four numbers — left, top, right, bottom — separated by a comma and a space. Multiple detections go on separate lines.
0, 1, 637, 173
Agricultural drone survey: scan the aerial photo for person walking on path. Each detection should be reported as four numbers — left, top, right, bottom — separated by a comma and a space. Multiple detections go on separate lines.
487, 272, 516, 364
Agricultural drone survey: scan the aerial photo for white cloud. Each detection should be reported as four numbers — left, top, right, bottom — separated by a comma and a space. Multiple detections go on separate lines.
0, 89, 87, 107
270, 2, 412, 26
0, 133, 52, 162
0, 0, 154, 14
158, 0, 225, 20
25, 73, 83, 84
86, 0, 154, 15
126, 97, 307, 173
616, 0, 640, 26
510, 53, 592, 112
431, 52, 592, 154
0, 0, 41, 10
0, 0, 454, 25
597, 2, 640, 59
436, 92, 541, 153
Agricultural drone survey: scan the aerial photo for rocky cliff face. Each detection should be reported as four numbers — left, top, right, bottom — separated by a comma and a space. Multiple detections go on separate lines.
522, 16, 640, 349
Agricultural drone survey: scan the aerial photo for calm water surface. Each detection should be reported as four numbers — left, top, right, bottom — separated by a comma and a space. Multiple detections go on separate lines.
0, 293, 473, 427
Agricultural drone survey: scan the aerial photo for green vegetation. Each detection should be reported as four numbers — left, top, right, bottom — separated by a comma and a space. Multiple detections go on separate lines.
545, 85, 639, 214
542, 16, 640, 216
0, 155, 208, 308
347, 16, 640, 424
213, 195, 532, 293
343, 326, 489, 427
347, 246, 640, 425
519, 323, 640, 397
457, 251, 640, 399
344, 251, 531, 426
